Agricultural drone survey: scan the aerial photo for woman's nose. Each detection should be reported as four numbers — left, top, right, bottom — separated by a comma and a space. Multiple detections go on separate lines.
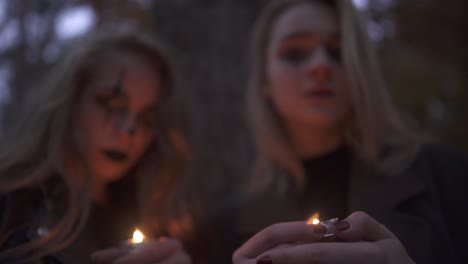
118, 113, 137, 137
304, 46, 333, 82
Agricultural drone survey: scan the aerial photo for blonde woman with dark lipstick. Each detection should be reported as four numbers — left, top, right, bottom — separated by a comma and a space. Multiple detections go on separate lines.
0, 26, 191, 264
233, 0, 468, 263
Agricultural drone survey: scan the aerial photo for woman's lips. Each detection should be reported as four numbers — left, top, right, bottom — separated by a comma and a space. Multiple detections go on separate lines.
102, 150, 128, 162
303, 89, 335, 99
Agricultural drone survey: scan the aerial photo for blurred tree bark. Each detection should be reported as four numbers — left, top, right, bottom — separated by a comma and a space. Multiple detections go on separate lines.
1, 0, 467, 181
151, 0, 262, 203
1, 0, 152, 129
89, 0, 153, 28
2, 0, 62, 128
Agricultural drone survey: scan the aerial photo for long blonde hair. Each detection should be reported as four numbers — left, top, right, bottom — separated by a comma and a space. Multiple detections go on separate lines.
0, 26, 189, 263
247, 0, 421, 192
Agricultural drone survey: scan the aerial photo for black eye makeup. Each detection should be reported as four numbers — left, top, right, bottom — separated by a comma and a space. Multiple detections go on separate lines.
95, 93, 128, 113
94, 67, 129, 113
94, 91, 157, 131
279, 46, 310, 64
326, 38, 342, 62
278, 37, 317, 65
277, 35, 342, 65
91, 66, 158, 131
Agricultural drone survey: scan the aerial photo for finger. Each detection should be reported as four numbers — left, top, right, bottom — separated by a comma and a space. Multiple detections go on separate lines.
91, 247, 125, 264
258, 241, 386, 264
336, 212, 414, 263
232, 257, 257, 264
233, 247, 299, 264
333, 211, 396, 242
155, 251, 191, 264
113, 238, 182, 264
233, 221, 326, 261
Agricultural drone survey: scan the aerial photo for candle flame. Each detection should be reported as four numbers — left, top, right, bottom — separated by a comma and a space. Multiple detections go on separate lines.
307, 213, 320, 225
131, 229, 145, 244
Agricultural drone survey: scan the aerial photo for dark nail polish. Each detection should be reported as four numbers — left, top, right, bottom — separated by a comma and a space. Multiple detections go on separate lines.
313, 224, 327, 234
333, 220, 350, 231
257, 256, 273, 264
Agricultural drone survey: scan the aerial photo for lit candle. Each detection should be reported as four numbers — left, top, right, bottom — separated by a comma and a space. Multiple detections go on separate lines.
306, 212, 321, 225
130, 228, 145, 244
122, 228, 146, 251
306, 213, 339, 238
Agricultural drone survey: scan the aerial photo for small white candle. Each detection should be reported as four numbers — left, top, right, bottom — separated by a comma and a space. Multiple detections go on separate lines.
121, 228, 146, 252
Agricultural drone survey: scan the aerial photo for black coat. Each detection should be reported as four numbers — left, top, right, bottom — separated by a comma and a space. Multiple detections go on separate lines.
205, 144, 468, 264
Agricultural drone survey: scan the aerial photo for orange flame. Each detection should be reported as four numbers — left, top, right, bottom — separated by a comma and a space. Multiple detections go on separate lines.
306, 212, 320, 225
131, 228, 145, 244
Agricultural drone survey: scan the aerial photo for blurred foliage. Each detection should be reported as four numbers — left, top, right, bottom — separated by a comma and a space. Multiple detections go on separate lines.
378, 0, 468, 149
0, 0, 466, 195
0, 0, 152, 127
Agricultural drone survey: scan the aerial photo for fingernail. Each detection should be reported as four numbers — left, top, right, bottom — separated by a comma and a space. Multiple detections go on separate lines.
313, 224, 327, 234
333, 220, 350, 231
257, 256, 273, 264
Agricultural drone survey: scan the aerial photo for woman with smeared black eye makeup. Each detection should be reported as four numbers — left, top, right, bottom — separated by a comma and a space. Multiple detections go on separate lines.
0, 27, 192, 264
95, 70, 159, 131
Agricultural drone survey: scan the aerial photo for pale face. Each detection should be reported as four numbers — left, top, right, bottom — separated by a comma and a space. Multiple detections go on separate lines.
76, 56, 160, 184
266, 2, 350, 132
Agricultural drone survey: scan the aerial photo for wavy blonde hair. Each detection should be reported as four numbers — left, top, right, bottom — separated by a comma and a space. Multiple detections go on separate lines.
247, 0, 421, 192
0, 26, 189, 263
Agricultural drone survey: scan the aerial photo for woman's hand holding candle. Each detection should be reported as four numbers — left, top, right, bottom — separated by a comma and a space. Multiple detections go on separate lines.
233, 211, 415, 264
91, 229, 191, 264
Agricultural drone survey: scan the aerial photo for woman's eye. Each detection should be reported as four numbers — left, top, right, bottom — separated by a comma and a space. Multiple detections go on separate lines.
279, 47, 310, 64
326, 45, 342, 62
141, 118, 156, 130
139, 111, 157, 129
96, 96, 127, 112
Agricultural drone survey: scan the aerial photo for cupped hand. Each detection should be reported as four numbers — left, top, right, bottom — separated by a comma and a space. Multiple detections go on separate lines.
233, 211, 415, 264
91, 237, 191, 264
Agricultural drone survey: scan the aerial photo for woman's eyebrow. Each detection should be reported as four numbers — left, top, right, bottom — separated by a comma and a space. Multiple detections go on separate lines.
280, 31, 340, 42
280, 31, 315, 41
92, 83, 128, 99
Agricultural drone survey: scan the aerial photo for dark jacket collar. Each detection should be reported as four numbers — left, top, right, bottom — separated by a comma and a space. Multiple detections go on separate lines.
348, 154, 432, 263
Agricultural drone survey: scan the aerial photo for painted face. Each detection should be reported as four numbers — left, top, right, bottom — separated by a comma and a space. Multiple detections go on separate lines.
76, 56, 160, 183
266, 2, 350, 131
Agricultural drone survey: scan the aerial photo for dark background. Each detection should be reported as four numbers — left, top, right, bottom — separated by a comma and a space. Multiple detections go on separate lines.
0, 0, 466, 196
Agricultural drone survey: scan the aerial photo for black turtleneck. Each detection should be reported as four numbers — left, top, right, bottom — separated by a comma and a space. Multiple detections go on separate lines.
298, 145, 350, 221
